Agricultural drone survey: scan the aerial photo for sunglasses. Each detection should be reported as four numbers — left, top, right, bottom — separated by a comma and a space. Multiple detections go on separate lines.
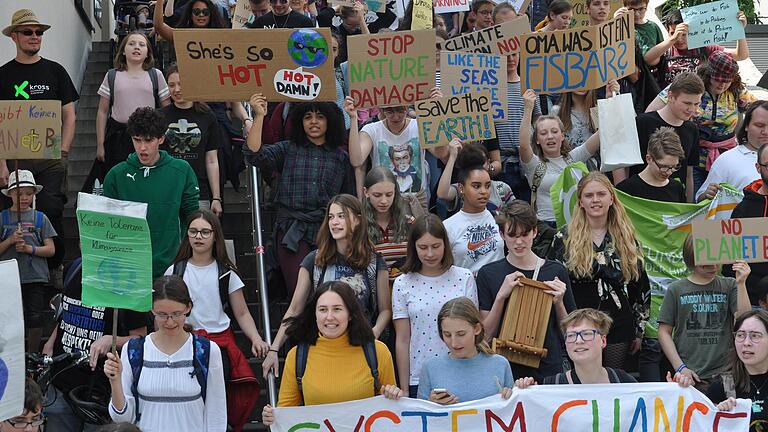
270, 0, 289, 4
192, 8, 211, 16
15, 29, 45, 36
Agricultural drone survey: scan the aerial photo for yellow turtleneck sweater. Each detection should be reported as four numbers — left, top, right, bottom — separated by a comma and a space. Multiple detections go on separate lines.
277, 333, 396, 406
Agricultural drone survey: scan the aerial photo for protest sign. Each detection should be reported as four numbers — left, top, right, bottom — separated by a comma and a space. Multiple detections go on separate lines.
571, 0, 622, 27
0, 261, 24, 421
173, 28, 336, 102
348, 30, 435, 108
271, 384, 751, 431
682, 0, 745, 49
329, 0, 386, 13
444, 15, 530, 54
77, 193, 153, 312
0, 100, 61, 160
520, 13, 635, 94
231, 0, 252, 28
692, 217, 768, 265
551, 163, 744, 338
434, 0, 469, 13
441, 52, 507, 121
507, 0, 533, 14
411, 0, 433, 29
415, 91, 496, 147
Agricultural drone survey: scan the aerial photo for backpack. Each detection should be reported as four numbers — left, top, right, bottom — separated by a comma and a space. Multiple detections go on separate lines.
0, 209, 45, 244
294, 340, 380, 406
127, 334, 211, 422
530, 155, 574, 211
107, 68, 160, 116
554, 367, 620, 384
173, 260, 234, 317
311, 255, 379, 322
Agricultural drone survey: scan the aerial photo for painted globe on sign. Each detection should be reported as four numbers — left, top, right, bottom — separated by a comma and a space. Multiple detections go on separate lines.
0, 357, 7, 399
287, 29, 329, 68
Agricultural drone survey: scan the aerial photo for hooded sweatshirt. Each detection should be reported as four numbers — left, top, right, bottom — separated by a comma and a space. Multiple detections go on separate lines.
103, 151, 200, 278
724, 179, 768, 304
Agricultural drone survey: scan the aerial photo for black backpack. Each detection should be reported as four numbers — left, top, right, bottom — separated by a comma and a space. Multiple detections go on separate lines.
106, 68, 161, 116
172, 260, 234, 317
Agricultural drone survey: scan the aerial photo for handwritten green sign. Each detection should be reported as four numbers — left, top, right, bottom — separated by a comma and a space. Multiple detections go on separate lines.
692, 217, 768, 265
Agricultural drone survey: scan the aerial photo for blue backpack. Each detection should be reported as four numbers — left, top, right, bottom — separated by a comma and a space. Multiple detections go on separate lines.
127, 334, 211, 421
0, 209, 45, 244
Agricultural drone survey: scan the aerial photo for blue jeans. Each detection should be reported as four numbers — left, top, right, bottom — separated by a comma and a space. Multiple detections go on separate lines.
44, 387, 101, 432
692, 166, 708, 199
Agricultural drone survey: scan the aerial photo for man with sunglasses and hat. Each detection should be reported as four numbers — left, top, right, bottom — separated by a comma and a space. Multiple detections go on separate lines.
245, 0, 313, 28
0, 9, 79, 290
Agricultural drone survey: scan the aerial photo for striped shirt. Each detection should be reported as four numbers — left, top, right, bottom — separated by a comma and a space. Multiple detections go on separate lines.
495, 81, 541, 161
373, 217, 414, 281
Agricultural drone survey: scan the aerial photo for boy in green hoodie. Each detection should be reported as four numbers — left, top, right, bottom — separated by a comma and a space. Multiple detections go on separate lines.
103, 107, 199, 278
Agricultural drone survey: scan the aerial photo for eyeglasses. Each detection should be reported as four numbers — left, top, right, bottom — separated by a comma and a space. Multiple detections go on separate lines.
758, 161, 768, 169
652, 159, 681, 173
192, 8, 211, 16
564, 329, 600, 343
152, 311, 187, 321
5, 418, 45, 428
15, 29, 45, 37
187, 228, 213, 239
628, 6, 647, 12
477, 10, 493, 16
735, 330, 766, 343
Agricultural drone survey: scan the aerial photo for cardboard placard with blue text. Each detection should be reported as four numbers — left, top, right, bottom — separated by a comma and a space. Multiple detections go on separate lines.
0, 100, 61, 160
441, 52, 507, 121
348, 30, 435, 108
270, 385, 751, 431
681, 0, 745, 49
520, 13, 635, 94
0, 260, 24, 422
416, 90, 496, 148
692, 217, 768, 265
444, 15, 530, 54
173, 28, 336, 102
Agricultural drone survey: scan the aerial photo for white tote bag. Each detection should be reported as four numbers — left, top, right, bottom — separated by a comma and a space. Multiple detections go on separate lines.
598, 93, 643, 172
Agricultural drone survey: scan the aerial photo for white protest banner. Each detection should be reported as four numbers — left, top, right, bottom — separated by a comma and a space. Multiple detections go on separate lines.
444, 15, 530, 54
682, 0, 745, 49
271, 384, 751, 431
434, 0, 469, 14
0, 260, 24, 421
598, 93, 642, 172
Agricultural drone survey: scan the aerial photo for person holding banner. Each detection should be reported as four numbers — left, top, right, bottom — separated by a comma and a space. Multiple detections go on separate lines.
707, 309, 768, 430
535, 0, 572, 32
393, 214, 478, 397
519, 89, 600, 226
153, 0, 229, 41
104, 275, 226, 431
658, 234, 752, 391
549, 172, 649, 370
335, 4, 370, 65
244, 0, 313, 28
260, 281, 398, 425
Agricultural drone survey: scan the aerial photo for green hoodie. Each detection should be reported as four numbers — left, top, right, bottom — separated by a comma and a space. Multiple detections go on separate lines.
103, 151, 199, 278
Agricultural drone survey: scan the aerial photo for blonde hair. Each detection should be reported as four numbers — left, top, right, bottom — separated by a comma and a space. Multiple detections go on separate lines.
437, 297, 493, 355
532, 115, 572, 162
565, 172, 643, 282
560, 308, 614, 334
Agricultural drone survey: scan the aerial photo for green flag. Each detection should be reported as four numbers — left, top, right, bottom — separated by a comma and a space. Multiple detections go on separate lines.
77, 193, 153, 312
551, 165, 744, 338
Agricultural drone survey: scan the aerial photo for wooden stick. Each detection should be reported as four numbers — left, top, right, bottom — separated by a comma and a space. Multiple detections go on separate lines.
111, 309, 119, 356
14, 159, 20, 225
494, 339, 548, 358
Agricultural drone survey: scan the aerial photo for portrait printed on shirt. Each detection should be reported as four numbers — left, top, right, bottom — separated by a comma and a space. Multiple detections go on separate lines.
377, 140, 423, 193
165, 118, 203, 160
464, 223, 499, 263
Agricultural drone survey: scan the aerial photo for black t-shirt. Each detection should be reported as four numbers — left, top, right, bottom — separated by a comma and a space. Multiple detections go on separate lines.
335, 24, 361, 65
629, 112, 699, 185
160, 104, 221, 200
707, 373, 768, 432
476, 258, 576, 383
0, 58, 79, 104
52, 259, 147, 393
542, 367, 637, 384
246, 11, 314, 29
616, 174, 687, 203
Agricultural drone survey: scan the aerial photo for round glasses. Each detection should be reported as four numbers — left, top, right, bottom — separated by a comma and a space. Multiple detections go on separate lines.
5, 417, 45, 428
734, 330, 765, 343
187, 228, 213, 239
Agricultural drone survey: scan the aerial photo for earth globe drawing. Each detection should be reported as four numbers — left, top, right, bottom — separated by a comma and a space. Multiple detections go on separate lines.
288, 29, 329, 68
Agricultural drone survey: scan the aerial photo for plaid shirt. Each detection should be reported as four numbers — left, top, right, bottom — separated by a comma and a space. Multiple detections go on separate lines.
247, 140, 354, 245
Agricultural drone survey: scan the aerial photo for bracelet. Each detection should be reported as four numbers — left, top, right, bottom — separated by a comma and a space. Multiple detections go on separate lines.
269, 349, 278, 353
212, 198, 223, 203
676, 363, 687, 373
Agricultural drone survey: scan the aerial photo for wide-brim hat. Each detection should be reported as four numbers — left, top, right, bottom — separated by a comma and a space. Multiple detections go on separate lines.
3, 9, 51, 37
708, 50, 739, 83
1, 169, 43, 196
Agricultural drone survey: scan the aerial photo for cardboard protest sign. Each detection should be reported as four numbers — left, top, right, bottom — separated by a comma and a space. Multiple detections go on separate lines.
329, 0, 386, 13
411, 0, 433, 30
444, 15, 530, 54
692, 217, 768, 265
77, 193, 153, 312
173, 28, 336, 102
441, 52, 507, 121
271, 384, 752, 431
0, 100, 61, 160
0, 261, 24, 421
507, 0, 533, 14
434, 0, 469, 13
571, 0, 622, 27
520, 13, 635, 94
682, 0, 745, 49
415, 91, 496, 147
348, 30, 435, 108
231, 0, 252, 28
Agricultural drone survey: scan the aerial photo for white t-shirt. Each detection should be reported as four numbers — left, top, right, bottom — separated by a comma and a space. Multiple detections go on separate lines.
696, 145, 759, 200
523, 145, 593, 222
164, 261, 244, 333
392, 265, 478, 386
361, 120, 428, 194
443, 210, 504, 274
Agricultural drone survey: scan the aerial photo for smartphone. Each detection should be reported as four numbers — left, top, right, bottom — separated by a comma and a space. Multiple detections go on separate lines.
432, 388, 450, 396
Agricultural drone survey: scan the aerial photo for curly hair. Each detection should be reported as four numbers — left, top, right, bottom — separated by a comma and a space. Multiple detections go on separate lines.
176, 0, 228, 28
532, 115, 572, 162
126, 107, 166, 139
565, 172, 643, 282
363, 167, 410, 243
289, 102, 346, 149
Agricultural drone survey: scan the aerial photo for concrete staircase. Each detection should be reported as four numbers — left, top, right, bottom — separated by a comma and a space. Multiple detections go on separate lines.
64, 41, 289, 430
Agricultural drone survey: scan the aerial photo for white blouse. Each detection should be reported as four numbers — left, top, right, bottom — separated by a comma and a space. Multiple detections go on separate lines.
109, 333, 227, 431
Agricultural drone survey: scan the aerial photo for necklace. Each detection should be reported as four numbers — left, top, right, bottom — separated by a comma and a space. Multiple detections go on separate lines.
752, 375, 768, 395
272, 12, 290, 28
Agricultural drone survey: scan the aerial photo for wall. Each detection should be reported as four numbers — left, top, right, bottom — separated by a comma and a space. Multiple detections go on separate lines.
0, 0, 102, 93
